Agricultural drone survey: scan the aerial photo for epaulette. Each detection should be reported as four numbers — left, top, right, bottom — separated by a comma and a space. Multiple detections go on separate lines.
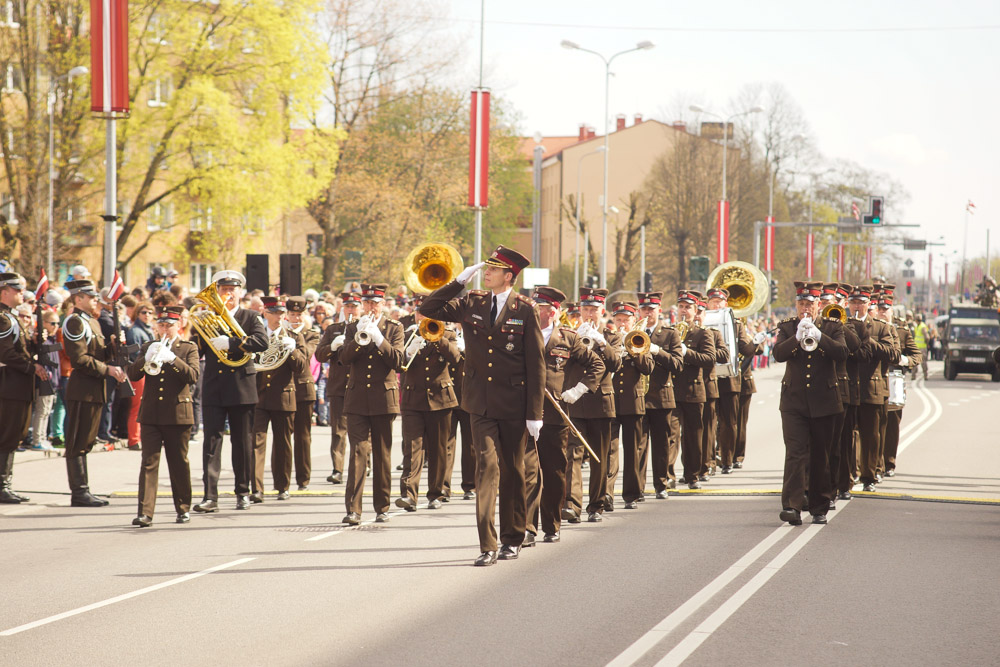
514, 293, 532, 303
468, 290, 488, 297
387, 318, 401, 326
781, 316, 797, 324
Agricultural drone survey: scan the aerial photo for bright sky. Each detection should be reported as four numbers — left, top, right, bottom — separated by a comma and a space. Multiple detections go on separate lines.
442, 0, 1000, 280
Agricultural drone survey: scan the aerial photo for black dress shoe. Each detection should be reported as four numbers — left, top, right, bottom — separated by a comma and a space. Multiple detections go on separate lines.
176, 512, 190, 524
563, 508, 581, 523
829, 499, 837, 511
440, 495, 450, 503
886, 469, 895, 477
327, 471, 343, 484
396, 463, 404, 471
474, 551, 497, 567
587, 512, 602, 523
395, 497, 417, 512
276, 491, 290, 500
636, 495, 646, 503
688, 481, 701, 490
498, 544, 520, 560
698, 474, 709, 482
603, 496, 615, 512
721, 466, 733, 474
779, 508, 802, 525
71, 491, 110, 507
543, 532, 560, 543
838, 491, 853, 500
249, 492, 264, 504
733, 461, 743, 469
427, 498, 443, 509
862, 483, 875, 492
375, 513, 390, 523
236, 495, 250, 510
624, 500, 638, 509
812, 514, 828, 524
297, 485, 308, 491
656, 490, 669, 500
522, 532, 536, 547
463, 490, 475, 500
667, 479, 677, 489
193, 499, 218, 513
0, 489, 22, 504
342, 512, 361, 525
132, 515, 152, 527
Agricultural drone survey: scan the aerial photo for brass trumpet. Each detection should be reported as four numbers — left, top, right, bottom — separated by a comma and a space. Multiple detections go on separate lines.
401, 318, 446, 371
821, 303, 847, 323
622, 321, 651, 356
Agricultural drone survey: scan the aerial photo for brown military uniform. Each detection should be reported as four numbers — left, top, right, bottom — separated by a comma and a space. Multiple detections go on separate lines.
253, 328, 307, 495
399, 328, 461, 505
0, 302, 36, 502
315, 318, 351, 480
340, 315, 405, 517
856, 316, 899, 486
641, 322, 684, 492
773, 315, 848, 515
830, 317, 864, 494
674, 325, 716, 486
126, 338, 200, 518
884, 320, 920, 475
716, 320, 756, 470
290, 322, 320, 488
700, 327, 730, 476
447, 349, 474, 497
420, 282, 545, 553
611, 346, 654, 505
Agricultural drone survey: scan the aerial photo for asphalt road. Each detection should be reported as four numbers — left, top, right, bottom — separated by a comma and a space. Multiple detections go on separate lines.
3, 360, 998, 666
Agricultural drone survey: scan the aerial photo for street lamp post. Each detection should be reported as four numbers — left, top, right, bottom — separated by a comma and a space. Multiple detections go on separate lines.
563, 39, 653, 289
689, 104, 764, 265
574, 146, 605, 297
48, 65, 88, 278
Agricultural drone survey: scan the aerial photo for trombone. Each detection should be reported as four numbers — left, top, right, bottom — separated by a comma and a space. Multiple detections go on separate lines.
622, 320, 651, 356
400, 318, 446, 371
544, 389, 600, 463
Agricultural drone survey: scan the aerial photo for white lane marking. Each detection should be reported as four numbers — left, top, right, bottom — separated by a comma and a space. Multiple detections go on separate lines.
948, 402, 960, 407
0, 558, 255, 636
959, 398, 970, 403
651, 501, 851, 667
756, 400, 765, 405
899, 377, 932, 440
606, 525, 792, 666
898, 378, 943, 456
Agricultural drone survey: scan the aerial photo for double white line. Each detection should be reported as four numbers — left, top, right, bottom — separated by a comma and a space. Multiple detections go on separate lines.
608, 377, 944, 666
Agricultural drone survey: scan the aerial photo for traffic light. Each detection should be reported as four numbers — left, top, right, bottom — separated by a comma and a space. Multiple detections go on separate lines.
770, 279, 779, 303
643, 271, 653, 292
906, 281, 912, 295
863, 196, 884, 226
586, 275, 599, 289
689, 255, 710, 282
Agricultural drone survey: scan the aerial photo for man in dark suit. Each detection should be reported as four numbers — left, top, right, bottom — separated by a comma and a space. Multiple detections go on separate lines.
420, 246, 545, 566
62, 279, 128, 506
286, 296, 320, 490
126, 306, 200, 526
772, 281, 848, 525
837, 284, 869, 499
672, 291, 716, 489
314, 292, 360, 484
340, 283, 405, 525
637, 292, 684, 498
193, 270, 269, 512
523, 286, 602, 543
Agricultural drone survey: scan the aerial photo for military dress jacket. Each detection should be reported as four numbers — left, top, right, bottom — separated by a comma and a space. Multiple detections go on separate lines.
542, 326, 603, 426
566, 327, 623, 421
256, 329, 308, 412
63, 311, 110, 404
340, 315, 405, 416
643, 323, 683, 411
291, 324, 319, 403
0, 303, 36, 401
673, 325, 716, 404
400, 329, 462, 413
126, 338, 200, 425
839, 318, 865, 405
854, 316, 898, 404
315, 319, 351, 400
420, 282, 545, 422
197, 307, 270, 407
772, 316, 848, 418
613, 346, 654, 417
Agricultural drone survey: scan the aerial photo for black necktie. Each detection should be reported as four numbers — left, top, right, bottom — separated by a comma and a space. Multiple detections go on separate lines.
490, 296, 498, 326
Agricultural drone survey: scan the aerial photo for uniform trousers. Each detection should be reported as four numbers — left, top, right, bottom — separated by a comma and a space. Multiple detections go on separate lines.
857, 402, 886, 485
0, 400, 32, 452
253, 407, 295, 493
569, 417, 612, 515
829, 403, 853, 493
564, 433, 584, 515
644, 408, 679, 491
884, 408, 903, 473
345, 413, 395, 516
780, 409, 837, 515
202, 403, 255, 500
617, 414, 647, 503
293, 400, 313, 487
449, 408, 474, 493
137, 424, 192, 518
400, 409, 452, 503
876, 402, 890, 478
716, 392, 740, 468
701, 397, 718, 475
676, 401, 705, 483
328, 394, 348, 474
735, 392, 753, 463
469, 415, 528, 553
64, 400, 103, 457
532, 423, 570, 535
607, 419, 621, 503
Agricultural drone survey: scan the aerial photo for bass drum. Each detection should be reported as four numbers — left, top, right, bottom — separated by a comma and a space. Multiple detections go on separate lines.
888, 369, 906, 406
701, 307, 739, 378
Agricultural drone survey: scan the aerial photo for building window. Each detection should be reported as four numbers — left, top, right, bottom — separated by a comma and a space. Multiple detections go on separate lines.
189, 206, 213, 231
146, 202, 173, 231
2, 1, 19, 28
306, 234, 323, 256
1, 195, 16, 224
147, 77, 171, 107
190, 263, 219, 291
3, 63, 23, 92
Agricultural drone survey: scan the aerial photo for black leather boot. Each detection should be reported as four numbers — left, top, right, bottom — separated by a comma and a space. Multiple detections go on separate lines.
0, 450, 26, 503
67, 456, 109, 507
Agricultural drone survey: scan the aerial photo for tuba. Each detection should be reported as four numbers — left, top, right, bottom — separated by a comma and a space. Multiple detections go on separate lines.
189, 282, 252, 367
255, 323, 295, 372
706, 261, 768, 318
403, 242, 465, 295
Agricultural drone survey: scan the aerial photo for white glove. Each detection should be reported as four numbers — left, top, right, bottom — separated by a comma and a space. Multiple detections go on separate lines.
588, 328, 607, 348
331, 334, 345, 351
680, 342, 689, 356
806, 326, 822, 342
211, 335, 230, 351
145, 342, 162, 362
281, 337, 297, 354
406, 336, 426, 357
160, 348, 176, 364
455, 335, 466, 352
526, 419, 543, 440
456, 261, 486, 285
753, 331, 766, 345
899, 354, 909, 366
368, 324, 385, 347
648, 343, 661, 355
560, 382, 588, 405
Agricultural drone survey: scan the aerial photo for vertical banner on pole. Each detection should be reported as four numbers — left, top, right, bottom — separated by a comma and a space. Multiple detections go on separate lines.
764, 215, 775, 271
90, 0, 130, 116
468, 89, 490, 209
717, 200, 730, 264
836, 243, 845, 281
865, 246, 873, 279
805, 233, 814, 278
928, 252, 933, 282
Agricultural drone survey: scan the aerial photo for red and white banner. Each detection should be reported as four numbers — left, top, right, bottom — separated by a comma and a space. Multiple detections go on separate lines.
717, 200, 730, 264
836, 243, 845, 281
764, 216, 775, 271
851, 201, 860, 221
945, 263, 948, 288
805, 233, 814, 278
865, 246, 873, 279
34, 270, 49, 301
467, 89, 490, 209
90, 0, 130, 116
106, 269, 125, 302
928, 253, 933, 282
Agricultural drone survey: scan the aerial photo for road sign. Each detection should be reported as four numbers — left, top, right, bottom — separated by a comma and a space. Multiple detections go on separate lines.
904, 259, 914, 267
903, 239, 927, 251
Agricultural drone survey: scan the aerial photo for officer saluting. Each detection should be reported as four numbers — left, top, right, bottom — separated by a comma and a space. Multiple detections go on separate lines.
126, 306, 200, 526
772, 281, 848, 525
420, 246, 545, 566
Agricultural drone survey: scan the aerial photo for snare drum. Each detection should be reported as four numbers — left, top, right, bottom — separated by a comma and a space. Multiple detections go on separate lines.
888, 369, 906, 406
